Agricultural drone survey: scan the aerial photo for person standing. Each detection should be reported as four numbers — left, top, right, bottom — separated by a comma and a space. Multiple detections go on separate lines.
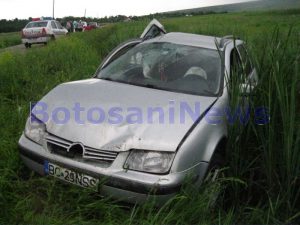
66, 21, 72, 33
70, 21, 74, 33
73, 21, 78, 32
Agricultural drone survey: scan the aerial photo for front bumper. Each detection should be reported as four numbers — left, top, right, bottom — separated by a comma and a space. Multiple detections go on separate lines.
18, 134, 208, 204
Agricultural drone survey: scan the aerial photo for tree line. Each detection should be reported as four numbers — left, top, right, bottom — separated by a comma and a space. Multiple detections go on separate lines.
0, 18, 29, 33
0, 11, 227, 33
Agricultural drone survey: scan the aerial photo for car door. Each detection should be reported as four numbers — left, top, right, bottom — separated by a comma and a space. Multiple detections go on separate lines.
230, 44, 258, 92
140, 19, 166, 40
51, 21, 59, 38
55, 21, 66, 36
229, 46, 252, 115
229, 47, 244, 85
237, 44, 258, 90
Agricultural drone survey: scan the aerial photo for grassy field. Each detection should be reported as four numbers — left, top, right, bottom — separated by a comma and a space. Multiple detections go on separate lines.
0, 9, 300, 224
0, 32, 21, 49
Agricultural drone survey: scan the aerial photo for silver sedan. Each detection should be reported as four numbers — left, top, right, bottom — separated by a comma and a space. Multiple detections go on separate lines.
18, 19, 258, 204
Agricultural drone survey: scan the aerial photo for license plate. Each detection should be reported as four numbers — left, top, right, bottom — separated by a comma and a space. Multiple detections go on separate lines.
44, 161, 99, 190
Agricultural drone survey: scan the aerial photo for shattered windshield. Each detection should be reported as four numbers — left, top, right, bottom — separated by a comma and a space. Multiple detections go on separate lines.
98, 42, 222, 96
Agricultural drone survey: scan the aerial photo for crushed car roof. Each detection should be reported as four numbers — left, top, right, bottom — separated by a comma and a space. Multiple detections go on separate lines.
145, 32, 223, 50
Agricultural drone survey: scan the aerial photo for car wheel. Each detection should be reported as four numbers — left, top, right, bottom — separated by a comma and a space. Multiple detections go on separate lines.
204, 150, 226, 208
207, 151, 225, 181
208, 152, 225, 181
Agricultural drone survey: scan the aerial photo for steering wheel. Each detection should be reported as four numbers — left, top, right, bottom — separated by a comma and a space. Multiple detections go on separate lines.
183, 74, 207, 82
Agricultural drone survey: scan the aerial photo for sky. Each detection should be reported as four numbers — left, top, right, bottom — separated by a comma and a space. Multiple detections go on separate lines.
1, 0, 255, 20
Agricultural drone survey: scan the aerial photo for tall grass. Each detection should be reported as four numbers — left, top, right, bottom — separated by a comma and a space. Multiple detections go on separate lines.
219, 22, 300, 223
0, 32, 21, 49
253, 27, 300, 217
0, 9, 299, 224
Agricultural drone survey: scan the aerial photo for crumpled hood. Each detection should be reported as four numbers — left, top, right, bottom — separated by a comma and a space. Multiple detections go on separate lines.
34, 79, 217, 152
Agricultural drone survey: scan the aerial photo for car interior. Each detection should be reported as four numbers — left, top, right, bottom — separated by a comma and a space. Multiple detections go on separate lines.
99, 42, 222, 96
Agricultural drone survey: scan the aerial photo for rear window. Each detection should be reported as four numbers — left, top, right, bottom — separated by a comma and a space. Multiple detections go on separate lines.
26, 21, 48, 28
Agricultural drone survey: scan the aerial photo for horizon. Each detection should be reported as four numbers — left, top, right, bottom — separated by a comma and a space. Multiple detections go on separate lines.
1, 0, 257, 20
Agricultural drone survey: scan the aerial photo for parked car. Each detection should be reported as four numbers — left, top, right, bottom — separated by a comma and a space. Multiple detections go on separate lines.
84, 22, 99, 31
75, 21, 87, 32
21, 19, 68, 48
18, 19, 258, 204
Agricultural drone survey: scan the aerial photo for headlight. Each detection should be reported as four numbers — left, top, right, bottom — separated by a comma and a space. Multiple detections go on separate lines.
124, 150, 175, 174
24, 114, 46, 145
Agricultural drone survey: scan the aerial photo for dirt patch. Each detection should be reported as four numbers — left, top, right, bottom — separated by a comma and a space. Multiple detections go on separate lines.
0, 43, 45, 54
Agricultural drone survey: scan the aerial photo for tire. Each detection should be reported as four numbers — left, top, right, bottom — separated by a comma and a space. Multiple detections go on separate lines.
203, 151, 226, 208
51, 35, 55, 41
207, 151, 225, 181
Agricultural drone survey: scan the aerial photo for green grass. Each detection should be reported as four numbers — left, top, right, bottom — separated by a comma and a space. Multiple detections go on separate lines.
0, 9, 300, 224
0, 32, 21, 49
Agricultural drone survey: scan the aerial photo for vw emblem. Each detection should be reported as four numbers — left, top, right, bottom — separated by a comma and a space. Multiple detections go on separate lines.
67, 142, 85, 156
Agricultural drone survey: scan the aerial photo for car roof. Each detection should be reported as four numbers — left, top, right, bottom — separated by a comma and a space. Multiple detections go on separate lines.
145, 32, 224, 50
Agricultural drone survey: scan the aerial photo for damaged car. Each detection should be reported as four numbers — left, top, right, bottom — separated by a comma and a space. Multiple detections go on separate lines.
18, 19, 258, 204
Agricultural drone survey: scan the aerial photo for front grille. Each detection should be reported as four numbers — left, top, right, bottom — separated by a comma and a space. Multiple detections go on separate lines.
84, 146, 118, 162
46, 134, 118, 163
47, 142, 73, 158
